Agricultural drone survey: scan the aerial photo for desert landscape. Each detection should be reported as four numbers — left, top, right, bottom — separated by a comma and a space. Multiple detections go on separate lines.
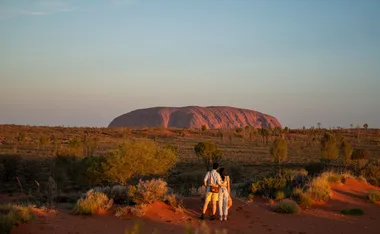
0, 118, 379, 234
1, 0, 379, 233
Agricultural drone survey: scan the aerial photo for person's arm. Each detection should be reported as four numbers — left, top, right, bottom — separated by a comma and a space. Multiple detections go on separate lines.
203, 172, 209, 186
228, 176, 231, 194
217, 173, 227, 187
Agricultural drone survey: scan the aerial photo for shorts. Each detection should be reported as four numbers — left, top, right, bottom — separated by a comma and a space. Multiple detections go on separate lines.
205, 191, 219, 203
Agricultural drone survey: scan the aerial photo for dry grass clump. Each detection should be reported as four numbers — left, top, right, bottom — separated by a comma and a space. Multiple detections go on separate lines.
273, 199, 300, 214
165, 194, 184, 212
307, 174, 332, 202
0, 204, 34, 234
73, 190, 113, 215
367, 190, 380, 204
116, 179, 183, 217
128, 179, 168, 204
115, 203, 149, 218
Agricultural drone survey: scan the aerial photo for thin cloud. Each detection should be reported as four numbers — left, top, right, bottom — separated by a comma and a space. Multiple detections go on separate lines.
20, 10, 51, 16
113, 0, 138, 6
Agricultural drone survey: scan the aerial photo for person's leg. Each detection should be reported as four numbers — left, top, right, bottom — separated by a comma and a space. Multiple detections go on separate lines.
224, 195, 228, 219
218, 193, 223, 220
211, 193, 218, 219
201, 192, 212, 219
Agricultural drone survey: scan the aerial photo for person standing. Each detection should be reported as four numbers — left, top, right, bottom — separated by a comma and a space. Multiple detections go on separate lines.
200, 163, 221, 220
217, 168, 230, 221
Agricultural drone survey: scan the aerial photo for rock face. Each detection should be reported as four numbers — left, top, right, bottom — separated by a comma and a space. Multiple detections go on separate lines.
108, 106, 281, 129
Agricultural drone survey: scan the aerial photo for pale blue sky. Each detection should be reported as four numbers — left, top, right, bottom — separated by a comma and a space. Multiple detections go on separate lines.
1, 0, 379, 128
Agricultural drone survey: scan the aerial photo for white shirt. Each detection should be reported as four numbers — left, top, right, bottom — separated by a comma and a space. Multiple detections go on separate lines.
204, 169, 222, 192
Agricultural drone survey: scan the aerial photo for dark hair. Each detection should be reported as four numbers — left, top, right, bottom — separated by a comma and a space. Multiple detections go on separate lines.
219, 168, 226, 181
212, 163, 219, 170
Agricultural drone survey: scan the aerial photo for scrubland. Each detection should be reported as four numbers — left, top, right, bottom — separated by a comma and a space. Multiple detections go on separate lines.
0, 124, 379, 234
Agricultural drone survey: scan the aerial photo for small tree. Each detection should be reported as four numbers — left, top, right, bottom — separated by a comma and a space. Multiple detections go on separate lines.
270, 138, 287, 164
363, 123, 368, 129
103, 139, 177, 185
201, 125, 207, 132
320, 132, 338, 162
194, 141, 223, 171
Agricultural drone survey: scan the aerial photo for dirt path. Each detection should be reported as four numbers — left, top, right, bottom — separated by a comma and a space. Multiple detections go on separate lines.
12, 179, 380, 234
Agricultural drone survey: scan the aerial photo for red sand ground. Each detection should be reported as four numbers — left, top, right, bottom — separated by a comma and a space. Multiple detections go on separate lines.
11, 179, 380, 234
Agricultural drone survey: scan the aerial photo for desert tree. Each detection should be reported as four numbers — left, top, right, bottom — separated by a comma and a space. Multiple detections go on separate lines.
320, 132, 339, 163
194, 141, 223, 171
103, 138, 177, 185
270, 138, 287, 164
201, 125, 207, 132
363, 123, 368, 130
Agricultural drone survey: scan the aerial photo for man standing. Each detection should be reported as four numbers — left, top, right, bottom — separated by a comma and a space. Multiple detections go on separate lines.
200, 163, 221, 220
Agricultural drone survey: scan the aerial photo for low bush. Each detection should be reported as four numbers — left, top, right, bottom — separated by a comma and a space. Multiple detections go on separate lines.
0, 204, 34, 234
116, 204, 149, 217
326, 173, 343, 184
367, 178, 380, 187
73, 190, 113, 215
341, 208, 364, 216
367, 191, 380, 204
273, 199, 300, 214
250, 169, 309, 199
128, 179, 168, 205
110, 185, 128, 204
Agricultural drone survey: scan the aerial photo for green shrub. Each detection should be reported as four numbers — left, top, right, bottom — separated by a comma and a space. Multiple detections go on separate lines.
341, 208, 364, 216
270, 138, 287, 164
73, 190, 113, 215
128, 179, 168, 205
273, 199, 300, 214
0, 204, 34, 234
367, 191, 380, 204
103, 139, 177, 185
308, 174, 331, 202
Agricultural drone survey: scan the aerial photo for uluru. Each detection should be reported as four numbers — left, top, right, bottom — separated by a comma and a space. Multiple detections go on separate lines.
108, 106, 281, 129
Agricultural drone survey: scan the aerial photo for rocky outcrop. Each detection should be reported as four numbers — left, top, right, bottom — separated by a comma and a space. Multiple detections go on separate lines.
108, 106, 281, 129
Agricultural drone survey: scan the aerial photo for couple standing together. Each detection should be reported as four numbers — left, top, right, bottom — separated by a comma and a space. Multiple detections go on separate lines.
200, 163, 232, 221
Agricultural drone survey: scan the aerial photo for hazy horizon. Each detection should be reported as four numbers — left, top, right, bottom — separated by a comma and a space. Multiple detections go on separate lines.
1, 0, 379, 129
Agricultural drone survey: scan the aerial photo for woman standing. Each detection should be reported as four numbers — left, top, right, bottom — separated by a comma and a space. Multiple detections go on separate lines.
217, 168, 230, 221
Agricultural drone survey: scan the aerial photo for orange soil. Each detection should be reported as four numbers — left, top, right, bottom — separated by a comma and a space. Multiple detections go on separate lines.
11, 179, 380, 234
